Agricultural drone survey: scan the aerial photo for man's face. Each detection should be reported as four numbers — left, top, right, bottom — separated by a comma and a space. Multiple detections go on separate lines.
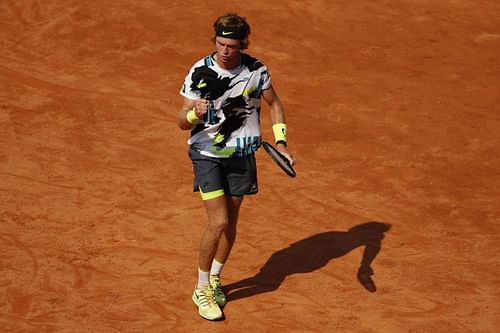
215, 37, 241, 66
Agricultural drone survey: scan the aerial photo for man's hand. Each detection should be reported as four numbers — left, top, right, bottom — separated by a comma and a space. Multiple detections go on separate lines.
193, 99, 209, 119
276, 142, 296, 166
178, 98, 210, 130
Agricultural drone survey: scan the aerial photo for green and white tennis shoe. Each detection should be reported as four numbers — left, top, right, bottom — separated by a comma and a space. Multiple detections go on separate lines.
192, 284, 223, 321
210, 276, 227, 307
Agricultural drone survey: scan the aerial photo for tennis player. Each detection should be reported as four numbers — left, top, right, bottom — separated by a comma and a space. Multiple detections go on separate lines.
177, 13, 294, 320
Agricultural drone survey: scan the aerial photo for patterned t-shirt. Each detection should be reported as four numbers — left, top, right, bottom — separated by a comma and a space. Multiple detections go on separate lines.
180, 53, 271, 158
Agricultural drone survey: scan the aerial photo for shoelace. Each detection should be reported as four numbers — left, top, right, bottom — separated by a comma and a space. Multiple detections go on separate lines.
198, 287, 216, 307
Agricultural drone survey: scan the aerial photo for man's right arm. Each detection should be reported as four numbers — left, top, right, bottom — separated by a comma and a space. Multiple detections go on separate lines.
177, 98, 209, 130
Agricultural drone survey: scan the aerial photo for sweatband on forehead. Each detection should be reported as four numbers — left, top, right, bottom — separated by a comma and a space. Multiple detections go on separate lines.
215, 26, 245, 40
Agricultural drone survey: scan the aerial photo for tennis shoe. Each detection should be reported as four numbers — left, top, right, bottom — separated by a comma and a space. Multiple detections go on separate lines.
192, 284, 223, 321
210, 276, 227, 307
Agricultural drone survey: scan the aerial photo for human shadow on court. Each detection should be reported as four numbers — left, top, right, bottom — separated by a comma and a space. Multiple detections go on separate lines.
225, 221, 391, 302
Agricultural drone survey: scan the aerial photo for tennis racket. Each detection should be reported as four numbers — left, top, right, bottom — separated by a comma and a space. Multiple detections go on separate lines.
261, 141, 296, 178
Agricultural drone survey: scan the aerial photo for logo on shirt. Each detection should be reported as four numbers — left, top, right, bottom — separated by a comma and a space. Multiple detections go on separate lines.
196, 79, 207, 89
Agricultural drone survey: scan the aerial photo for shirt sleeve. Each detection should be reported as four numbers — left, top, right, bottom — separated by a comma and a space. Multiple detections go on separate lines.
179, 66, 200, 100
261, 66, 272, 91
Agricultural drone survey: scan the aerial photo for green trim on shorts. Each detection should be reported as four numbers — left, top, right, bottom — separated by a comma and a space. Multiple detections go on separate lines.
199, 187, 225, 201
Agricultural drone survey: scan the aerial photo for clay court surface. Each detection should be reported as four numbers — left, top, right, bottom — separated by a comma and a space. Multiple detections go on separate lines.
1, 0, 499, 332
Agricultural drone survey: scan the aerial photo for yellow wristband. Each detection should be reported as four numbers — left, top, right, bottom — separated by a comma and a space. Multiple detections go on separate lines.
272, 123, 287, 143
186, 108, 199, 124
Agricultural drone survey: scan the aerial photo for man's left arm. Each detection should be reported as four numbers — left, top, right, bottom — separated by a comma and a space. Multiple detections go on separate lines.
262, 85, 295, 165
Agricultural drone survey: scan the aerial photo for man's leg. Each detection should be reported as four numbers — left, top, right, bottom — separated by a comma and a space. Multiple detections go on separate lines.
213, 195, 244, 265
208, 196, 243, 307
192, 194, 228, 321
198, 195, 230, 275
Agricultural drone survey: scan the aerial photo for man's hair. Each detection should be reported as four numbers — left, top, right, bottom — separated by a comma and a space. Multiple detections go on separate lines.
212, 13, 251, 49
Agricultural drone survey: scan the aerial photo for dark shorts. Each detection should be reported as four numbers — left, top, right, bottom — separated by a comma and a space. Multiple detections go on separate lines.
188, 147, 258, 200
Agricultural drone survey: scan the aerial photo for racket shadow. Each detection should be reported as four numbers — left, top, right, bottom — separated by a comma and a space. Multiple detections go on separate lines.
224, 221, 391, 301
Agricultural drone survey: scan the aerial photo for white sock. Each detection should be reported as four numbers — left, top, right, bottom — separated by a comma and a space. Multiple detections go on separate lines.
197, 268, 210, 289
210, 259, 225, 277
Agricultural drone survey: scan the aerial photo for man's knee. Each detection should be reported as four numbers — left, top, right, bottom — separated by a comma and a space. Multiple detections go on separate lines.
207, 217, 229, 234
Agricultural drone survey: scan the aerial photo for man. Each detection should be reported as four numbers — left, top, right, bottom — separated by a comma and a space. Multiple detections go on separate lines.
177, 13, 294, 321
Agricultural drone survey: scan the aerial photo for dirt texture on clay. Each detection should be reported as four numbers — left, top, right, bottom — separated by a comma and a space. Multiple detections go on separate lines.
1, 1, 499, 332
